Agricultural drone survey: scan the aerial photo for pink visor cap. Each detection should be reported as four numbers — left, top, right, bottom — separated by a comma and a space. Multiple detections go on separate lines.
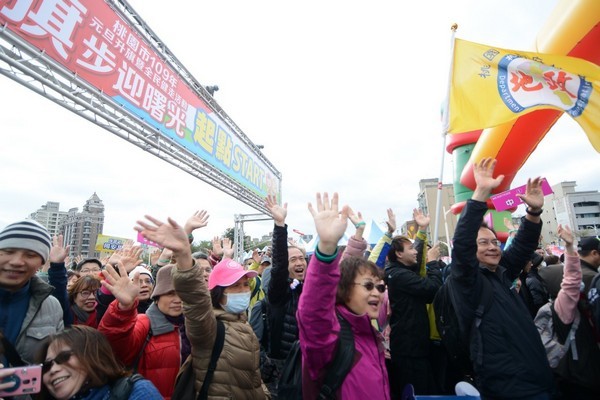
208, 258, 258, 290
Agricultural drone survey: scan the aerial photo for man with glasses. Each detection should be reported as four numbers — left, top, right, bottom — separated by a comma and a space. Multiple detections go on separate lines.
76, 258, 103, 276
0, 220, 63, 365
450, 158, 554, 400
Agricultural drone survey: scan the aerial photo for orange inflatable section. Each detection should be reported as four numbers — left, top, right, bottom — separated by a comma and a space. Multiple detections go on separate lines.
459, 0, 600, 192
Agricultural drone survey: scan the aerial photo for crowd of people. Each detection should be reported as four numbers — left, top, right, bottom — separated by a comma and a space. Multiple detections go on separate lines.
1, 158, 599, 400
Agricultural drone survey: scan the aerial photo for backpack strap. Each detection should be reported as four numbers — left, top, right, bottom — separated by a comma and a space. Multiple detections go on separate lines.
131, 328, 153, 373
471, 275, 494, 366
251, 276, 262, 300
318, 312, 356, 400
108, 373, 145, 400
198, 320, 225, 400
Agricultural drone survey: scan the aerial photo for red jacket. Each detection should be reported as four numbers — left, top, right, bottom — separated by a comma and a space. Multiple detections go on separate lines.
98, 300, 181, 399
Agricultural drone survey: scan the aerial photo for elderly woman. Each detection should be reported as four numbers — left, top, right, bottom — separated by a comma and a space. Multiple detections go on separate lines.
35, 325, 161, 399
136, 213, 269, 399
297, 192, 390, 399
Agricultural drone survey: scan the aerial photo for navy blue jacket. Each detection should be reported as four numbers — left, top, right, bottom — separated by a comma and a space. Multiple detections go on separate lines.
450, 200, 554, 399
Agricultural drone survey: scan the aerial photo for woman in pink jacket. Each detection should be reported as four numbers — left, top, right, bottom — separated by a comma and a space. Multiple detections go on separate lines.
297, 192, 390, 399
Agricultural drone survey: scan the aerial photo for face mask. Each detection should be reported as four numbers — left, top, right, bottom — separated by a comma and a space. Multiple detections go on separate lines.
223, 292, 251, 314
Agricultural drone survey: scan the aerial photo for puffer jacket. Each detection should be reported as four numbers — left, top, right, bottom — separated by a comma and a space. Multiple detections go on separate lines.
172, 260, 267, 399
98, 300, 181, 399
298, 252, 390, 400
15, 276, 64, 363
267, 224, 302, 360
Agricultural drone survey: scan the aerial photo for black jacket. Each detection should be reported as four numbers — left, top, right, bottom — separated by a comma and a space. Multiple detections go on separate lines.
385, 259, 442, 358
450, 200, 554, 399
267, 224, 302, 360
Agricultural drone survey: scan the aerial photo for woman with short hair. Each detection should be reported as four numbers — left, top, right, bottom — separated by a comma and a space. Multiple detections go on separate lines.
67, 275, 101, 328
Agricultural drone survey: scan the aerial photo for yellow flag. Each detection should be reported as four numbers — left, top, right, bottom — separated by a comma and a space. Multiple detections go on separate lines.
447, 39, 600, 152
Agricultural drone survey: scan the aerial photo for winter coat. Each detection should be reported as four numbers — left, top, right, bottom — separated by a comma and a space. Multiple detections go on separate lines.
69, 378, 162, 400
384, 259, 442, 358
15, 276, 64, 363
98, 300, 181, 399
172, 260, 267, 399
267, 224, 302, 360
298, 252, 390, 400
450, 199, 554, 399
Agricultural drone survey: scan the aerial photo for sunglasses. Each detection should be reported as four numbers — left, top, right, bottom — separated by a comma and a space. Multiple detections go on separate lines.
353, 282, 386, 293
42, 350, 74, 374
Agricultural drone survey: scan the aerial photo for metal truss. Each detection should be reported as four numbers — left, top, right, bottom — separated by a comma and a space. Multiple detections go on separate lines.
111, 0, 280, 175
234, 213, 273, 261
0, 24, 273, 215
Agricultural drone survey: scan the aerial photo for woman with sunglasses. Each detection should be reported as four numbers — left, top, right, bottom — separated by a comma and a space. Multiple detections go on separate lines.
67, 276, 101, 328
297, 192, 390, 399
35, 325, 162, 400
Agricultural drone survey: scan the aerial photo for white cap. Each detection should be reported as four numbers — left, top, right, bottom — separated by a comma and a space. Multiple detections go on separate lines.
128, 265, 153, 280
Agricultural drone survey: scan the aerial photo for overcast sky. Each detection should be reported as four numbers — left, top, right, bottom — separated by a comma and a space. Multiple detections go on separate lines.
1, 0, 598, 244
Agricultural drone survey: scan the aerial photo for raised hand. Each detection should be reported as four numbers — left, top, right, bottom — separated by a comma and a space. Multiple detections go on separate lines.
308, 192, 349, 255
135, 216, 189, 254
348, 206, 365, 240
184, 209, 210, 234
49, 235, 70, 264
252, 248, 261, 264
265, 194, 287, 227
149, 249, 162, 265
472, 158, 505, 201
386, 208, 397, 234
101, 262, 140, 310
557, 224, 575, 249
211, 236, 223, 258
118, 245, 143, 273
516, 177, 545, 211
427, 243, 441, 263
222, 237, 234, 259
107, 239, 134, 266
413, 208, 430, 230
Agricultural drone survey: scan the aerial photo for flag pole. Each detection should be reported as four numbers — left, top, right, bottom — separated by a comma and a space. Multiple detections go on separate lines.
433, 24, 458, 245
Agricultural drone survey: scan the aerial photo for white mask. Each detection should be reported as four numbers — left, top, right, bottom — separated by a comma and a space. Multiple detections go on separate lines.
223, 292, 251, 314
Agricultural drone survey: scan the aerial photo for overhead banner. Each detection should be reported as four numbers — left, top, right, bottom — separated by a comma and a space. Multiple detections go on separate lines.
0, 0, 281, 198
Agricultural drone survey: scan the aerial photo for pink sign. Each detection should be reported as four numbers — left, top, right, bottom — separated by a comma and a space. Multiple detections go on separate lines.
136, 232, 161, 248
490, 178, 553, 212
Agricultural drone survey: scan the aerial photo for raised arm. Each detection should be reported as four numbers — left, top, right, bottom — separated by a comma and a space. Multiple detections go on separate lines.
136, 215, 215, 350
451, 158, 503, 283
298, 192, 349, 378
369, 208, 395, 267
265, 194, 291, 305
343, 207, 367, 260
553, 225, 581, 324
48, 235, 72, 327
501, 176, 545, 280
413, 208, 430, 277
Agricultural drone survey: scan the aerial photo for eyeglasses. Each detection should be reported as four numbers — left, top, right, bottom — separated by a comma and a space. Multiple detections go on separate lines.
138, 278, 153, 286
352, 282, 386, 293
477, 239, 502, 247
78, 290, 95, 298
42, 350, 74, 374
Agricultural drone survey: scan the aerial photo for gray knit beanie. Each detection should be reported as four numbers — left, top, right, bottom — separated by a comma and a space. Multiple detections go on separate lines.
0, 219, 52, 263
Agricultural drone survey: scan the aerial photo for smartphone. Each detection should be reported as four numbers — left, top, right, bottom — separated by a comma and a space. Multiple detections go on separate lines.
0, 365, 42, 396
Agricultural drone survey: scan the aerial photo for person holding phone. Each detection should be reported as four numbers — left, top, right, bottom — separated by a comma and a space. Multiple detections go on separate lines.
35, 325, 161, 400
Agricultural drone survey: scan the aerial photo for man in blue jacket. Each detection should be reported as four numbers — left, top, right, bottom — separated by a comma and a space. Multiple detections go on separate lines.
450, 158, 554, 400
